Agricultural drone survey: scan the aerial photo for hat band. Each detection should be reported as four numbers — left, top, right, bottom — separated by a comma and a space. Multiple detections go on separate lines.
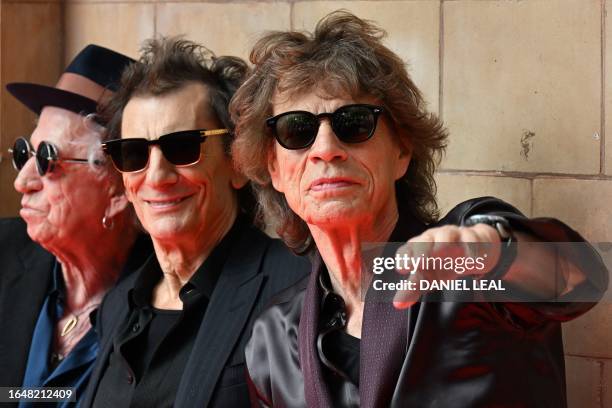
56, 72, 112, 107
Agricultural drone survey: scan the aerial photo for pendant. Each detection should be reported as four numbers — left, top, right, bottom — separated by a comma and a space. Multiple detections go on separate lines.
61, 315, 78, 337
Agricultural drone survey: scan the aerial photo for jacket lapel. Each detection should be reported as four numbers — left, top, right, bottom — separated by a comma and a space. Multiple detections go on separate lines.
80, 331, 115, 406
359, 295, 409, 407
174, 227, 268, 407
296, 211, 424, 407
80, 273, 137, 408
298, 254, 411, 408
359, 210, 423, 407
83, 236, 153, 405
298, 256, 334, 408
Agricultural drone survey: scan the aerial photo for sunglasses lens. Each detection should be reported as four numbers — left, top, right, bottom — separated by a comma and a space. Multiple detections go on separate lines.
12, 138, 31, 170
107, 140, 149, 172
332, 105, 377, 143
274, 113, 318, 149
35, 142, 53, 175
160, 133, 202, 166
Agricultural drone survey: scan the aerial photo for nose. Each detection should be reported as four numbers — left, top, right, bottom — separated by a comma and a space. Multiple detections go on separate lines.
308, 120, 348, 163
14, 156, 42, 194
143, 146, 179, 187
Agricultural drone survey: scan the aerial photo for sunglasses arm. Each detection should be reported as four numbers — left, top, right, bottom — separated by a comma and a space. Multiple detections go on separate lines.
61, 158, 105, 166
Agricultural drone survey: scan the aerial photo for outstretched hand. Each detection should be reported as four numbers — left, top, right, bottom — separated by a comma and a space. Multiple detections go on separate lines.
392, 223, 502, 310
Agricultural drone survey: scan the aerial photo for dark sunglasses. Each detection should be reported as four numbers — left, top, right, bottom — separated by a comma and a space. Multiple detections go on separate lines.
266, 104, 384, 150
9, 137, 92, 176
102, 128, 229, 173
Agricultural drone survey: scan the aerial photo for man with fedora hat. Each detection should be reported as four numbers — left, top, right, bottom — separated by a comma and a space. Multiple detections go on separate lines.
0, 44, 151, 406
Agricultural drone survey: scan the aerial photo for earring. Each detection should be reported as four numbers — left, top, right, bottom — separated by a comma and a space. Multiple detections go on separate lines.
102, 215, 114, 230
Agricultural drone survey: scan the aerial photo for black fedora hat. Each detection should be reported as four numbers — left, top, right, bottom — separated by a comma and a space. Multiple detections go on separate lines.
6, 44, 135, 116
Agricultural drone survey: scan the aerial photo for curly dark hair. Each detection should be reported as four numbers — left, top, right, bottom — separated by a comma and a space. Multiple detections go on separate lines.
102, 37, 248, 150
100, 37, 256, 217
230, 11, 447, 253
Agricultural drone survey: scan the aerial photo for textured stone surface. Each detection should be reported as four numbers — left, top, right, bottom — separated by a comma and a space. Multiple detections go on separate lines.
533, 178, 612, 242
563, 301, 612, 360
0, 161, 21, 217
1, 2, 62, 216
157, 2, 291, 60
442, 0, 601, 173
293, 0, 440, 112
65, 3, 155, 61
564, 355, 601, 408
605, 0, 612, 176
603, 359, 612, 408
435, 173, 531, 217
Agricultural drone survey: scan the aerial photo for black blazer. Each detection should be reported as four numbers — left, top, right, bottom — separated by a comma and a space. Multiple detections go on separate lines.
82, 222, 310, 407
0, 217, 55, 388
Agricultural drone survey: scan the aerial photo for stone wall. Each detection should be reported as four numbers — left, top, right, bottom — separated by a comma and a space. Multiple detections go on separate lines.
2, 1, 610, 405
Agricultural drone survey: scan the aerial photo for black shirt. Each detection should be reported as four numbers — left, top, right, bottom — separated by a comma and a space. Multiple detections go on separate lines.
318, 268, 361, 385
92, 218, 243, 408
316, 266, 361, 407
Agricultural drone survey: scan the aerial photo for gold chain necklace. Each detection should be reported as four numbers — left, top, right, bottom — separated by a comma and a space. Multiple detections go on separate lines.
60, 303, 100, 337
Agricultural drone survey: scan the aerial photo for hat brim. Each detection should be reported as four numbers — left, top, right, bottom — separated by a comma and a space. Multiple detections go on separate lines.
6, 82, 98, 116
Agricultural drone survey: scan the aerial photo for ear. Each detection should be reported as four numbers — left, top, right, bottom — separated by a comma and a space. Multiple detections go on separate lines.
106, 193, 130, 219
394, 142, 412, 181
230, 170, 248, 190
105, 183, 131, 219
121, 176, 135, 204
267, 146, 284, 193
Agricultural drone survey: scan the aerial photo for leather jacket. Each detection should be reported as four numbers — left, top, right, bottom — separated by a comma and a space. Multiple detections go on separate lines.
245, 197, 608, 408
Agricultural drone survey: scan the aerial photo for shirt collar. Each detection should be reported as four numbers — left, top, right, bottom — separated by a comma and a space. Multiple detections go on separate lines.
130, 254, 162, 308
184, 214, 245, 299
318, 264, 347, 332
49, 260, 66, 304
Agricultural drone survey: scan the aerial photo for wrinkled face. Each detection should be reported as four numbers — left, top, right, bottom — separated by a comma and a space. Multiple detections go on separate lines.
121, 82, 242, 243
13, 106, 111, 248
268, 91, 411, 229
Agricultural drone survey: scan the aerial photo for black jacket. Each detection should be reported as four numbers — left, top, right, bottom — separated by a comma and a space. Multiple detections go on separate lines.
245, 197, 608, 408
82, 222, 310, 407
0, 217, 54, 389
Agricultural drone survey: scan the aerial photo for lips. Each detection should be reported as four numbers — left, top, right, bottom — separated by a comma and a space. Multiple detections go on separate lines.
19, 205, 44, 220
20, 201, 44, 214
309, 177, 359, 192
144, 195, 193, 209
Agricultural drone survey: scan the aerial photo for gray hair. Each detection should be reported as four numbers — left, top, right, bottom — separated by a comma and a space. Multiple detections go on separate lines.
64, 112, 118, 183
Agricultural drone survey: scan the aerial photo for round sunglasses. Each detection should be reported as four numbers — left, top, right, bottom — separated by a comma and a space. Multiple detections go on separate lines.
9, 137, 94, 176
102, 128, 229, 173
266, 104, 384, 150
